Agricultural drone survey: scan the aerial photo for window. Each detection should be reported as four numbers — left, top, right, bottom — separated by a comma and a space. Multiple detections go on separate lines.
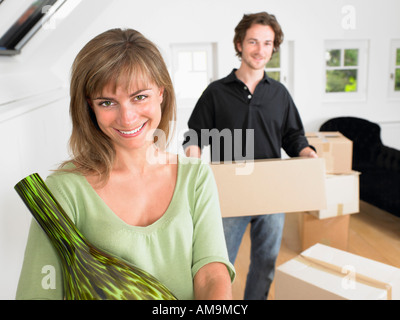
170, 43, 217, 158
171, 43, 216, 109
396, 49, 400, 91
326, 48, 358, 92
265, 50, 281, 81
324, 40, 368, 101
265, 41, 294, 92
0, 0, 66, 56
389, 39, 400, 99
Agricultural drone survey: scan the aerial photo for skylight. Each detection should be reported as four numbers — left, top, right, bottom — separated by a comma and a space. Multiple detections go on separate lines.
0, 0, 67, 56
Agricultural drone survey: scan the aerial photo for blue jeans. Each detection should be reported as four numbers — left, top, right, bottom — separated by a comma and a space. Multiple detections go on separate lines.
223, 213, 285, 300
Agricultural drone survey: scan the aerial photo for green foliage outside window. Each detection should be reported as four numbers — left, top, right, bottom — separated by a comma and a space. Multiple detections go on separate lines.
326, 49, 340, 67
267, 51, 280, 68
326, 48, 358, 93
266, 51, 281, 81
344, 49, 358, 66
395, 49, 400, 91
326, 70, 357, 92
267, 72, 281, 81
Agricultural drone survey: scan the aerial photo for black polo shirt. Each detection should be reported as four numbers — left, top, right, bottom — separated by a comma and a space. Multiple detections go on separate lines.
183, 69, 310, 162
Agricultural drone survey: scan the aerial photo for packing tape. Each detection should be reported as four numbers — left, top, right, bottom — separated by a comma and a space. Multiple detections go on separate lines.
299, 254, 392, 300
311, 132, 331, 153
314, 132, 328, 142
337, 203, 344, 216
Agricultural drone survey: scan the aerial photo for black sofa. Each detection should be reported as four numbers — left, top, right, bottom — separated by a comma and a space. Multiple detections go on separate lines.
319, 117, 400, 218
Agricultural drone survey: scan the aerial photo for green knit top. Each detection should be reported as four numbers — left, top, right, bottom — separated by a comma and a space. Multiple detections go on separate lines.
16, 156, 235, 300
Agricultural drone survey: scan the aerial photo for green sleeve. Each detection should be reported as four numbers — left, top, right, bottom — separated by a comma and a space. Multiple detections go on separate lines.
191, 163, 236, 282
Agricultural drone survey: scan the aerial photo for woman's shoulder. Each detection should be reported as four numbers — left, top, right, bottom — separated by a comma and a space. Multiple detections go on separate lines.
178, 155, 211, 175
177, 155, 217, 192
43, 163, 89, 223
46, 162, 79, 181
45, 162, 88, 196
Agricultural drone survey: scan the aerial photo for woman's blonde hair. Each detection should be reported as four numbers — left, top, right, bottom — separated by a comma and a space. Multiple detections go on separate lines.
63, 28, 176, 182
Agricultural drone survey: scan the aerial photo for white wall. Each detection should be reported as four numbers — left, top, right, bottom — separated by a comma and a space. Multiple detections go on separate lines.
0, 92, 71, 299
0, 0, 399, 299
2, 0, 399, 143
48, 0, 400, 149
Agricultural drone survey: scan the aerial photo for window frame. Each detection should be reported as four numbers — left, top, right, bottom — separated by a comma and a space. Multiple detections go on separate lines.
265, 50, 281, 82
323, 39, 369, 102
388, 39, 400, 100
171, 42, 217, 109
265, 40, 295, 93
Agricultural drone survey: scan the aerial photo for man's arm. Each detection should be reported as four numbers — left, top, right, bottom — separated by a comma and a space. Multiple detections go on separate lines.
299, 146, 318, 158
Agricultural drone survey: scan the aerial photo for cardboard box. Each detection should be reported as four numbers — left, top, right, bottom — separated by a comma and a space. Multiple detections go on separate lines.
299, 213, 350, 251
210, 158, 327, 218
275, 243, 400, 300
306, 132, 353, 174
309, 171, 360, 219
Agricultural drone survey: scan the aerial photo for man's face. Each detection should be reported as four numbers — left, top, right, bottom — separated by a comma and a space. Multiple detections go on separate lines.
237, 23, 275, 71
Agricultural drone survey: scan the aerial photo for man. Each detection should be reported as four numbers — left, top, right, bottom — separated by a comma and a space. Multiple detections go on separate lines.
183, 12, 317, 300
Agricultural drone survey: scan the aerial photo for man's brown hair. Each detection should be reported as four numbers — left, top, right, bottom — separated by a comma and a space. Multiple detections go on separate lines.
233, 12, 284, 58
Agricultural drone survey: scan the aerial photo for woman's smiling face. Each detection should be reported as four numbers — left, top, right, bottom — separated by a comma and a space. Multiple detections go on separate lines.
89, 79, 164, 153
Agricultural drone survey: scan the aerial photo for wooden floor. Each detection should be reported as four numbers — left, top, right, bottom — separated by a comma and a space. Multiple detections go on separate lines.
231, 201, 400, 300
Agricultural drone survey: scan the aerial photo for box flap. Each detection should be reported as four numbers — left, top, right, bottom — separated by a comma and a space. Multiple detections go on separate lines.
299, 244, 400, 299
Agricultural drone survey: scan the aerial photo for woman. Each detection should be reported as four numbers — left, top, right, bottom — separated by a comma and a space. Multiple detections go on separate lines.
16, 28, 235, 300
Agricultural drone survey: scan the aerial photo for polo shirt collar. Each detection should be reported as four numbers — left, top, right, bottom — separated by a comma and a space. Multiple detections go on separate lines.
223, 69, 271, 84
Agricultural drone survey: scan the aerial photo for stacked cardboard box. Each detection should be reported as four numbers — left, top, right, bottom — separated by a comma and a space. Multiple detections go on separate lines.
299, 132, 359, 250
306, 132, 353, 174
210, 158, 327, 218
306, 131, 359, 220
299, 213, 350, 251
210, 132, 357, 220
275, 244, 400, 300
309, 171, 360, 219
